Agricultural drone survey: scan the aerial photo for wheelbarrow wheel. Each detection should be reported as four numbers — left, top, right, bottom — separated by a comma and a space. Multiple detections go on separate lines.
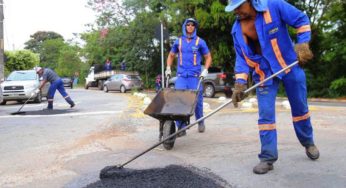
162, 120, 176, 150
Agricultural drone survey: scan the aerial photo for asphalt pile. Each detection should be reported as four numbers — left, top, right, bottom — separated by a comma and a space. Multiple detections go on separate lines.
85, 165, 232, 188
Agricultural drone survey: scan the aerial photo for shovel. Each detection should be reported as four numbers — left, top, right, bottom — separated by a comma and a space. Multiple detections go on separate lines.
11, 89, 39, 115
100, 61, 299, 179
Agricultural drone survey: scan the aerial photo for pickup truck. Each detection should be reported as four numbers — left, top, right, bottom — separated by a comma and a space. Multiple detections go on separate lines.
168, 67, 234, 98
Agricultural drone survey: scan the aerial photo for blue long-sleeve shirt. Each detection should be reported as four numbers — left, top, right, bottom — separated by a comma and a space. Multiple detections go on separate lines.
232, 0, 311, 85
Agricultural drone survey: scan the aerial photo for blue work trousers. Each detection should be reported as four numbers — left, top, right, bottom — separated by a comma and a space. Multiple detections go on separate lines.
256, 66, 314, 163
175, 76, 203, 129
47, 79, 73, 109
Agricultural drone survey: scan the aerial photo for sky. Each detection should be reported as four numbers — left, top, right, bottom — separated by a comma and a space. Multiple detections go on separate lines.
3, 0, 97, 50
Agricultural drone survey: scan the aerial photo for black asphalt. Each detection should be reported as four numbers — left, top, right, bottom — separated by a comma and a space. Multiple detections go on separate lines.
12, 109, 77, 115
85, 165, 232, 188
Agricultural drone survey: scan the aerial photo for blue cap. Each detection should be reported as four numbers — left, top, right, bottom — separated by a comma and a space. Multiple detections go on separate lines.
185, 18, 198, 28
225, 0, 246, 12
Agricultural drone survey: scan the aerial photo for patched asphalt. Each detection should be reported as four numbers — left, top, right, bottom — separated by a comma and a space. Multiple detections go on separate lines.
85, 165, 232, 188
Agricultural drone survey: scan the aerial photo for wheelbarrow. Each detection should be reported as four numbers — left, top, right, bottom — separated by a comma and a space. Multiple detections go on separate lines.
99, 62, 299, 177
144, 77, 202, 150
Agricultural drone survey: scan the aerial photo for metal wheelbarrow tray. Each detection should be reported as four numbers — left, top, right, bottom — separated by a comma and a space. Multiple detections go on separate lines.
144, 88, 199, 150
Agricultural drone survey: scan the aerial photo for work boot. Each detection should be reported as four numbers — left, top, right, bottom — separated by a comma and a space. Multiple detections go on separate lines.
70, 102, 75, 108
47, 101, 53, 110
305, 145, 320, 160
65, 97, 75, 108
253, 161, 274, 174
198, 122, 205, 133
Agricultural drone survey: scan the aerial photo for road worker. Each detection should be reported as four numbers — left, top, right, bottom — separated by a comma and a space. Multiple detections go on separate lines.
225, 0, 319, 174
166, 18, 212, 136
35, 67, 75, 110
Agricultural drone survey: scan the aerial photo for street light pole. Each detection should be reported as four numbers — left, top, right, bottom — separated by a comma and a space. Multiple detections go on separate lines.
160, 21, 164, 88
0, 0, 4, 81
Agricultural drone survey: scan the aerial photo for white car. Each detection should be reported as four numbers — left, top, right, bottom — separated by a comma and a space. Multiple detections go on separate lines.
0, 70, 49, 105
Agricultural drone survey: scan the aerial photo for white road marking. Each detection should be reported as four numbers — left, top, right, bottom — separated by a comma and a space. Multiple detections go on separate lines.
0, 111, 122, 119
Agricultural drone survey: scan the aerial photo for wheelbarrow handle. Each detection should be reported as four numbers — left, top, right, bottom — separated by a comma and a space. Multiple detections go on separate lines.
196, 76, 203, 93
165, 75, 171, 89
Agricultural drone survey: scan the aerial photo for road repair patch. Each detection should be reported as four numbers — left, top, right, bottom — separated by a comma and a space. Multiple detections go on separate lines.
17, 109, 76, 115
85, 165, 232, 188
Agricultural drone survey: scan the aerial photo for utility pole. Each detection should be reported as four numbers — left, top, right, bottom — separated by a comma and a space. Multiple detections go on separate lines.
0, 0, 4, 81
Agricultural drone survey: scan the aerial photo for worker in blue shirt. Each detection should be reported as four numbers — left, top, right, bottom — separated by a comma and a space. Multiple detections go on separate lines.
166, 18, 212, 137
35, 67, 75, 110
225, 0, 319, 174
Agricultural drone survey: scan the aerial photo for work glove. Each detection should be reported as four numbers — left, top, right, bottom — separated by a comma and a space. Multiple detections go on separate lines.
200, 69, 208, 79
231, 83, 248, 108
165, 66, 171, 78
294, 42, 313, 66
31, 89, 40, 96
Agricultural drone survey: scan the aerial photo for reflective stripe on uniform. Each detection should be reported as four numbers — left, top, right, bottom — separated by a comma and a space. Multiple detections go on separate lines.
193, 37, 200, 66
270, 38, 290, 74
264, 9, 290, 74
296, 25, 311, 33
263, 10, 272, 24
242, 50, 265, 83
258, 123, 276, 131
179, 38, 183, 65
293, 112, 310, 122
235, 73, 248, 80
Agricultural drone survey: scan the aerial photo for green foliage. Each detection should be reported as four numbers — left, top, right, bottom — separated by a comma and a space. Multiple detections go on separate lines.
329, 78, 346, 97
82, 0, 346, 96
4, 50, 39, 76
55, 46, 83, 77
39, 38, 66, 69
24, 31, 64, 53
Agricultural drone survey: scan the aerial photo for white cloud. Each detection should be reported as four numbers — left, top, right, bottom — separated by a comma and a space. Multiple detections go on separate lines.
3, 0, 96, 50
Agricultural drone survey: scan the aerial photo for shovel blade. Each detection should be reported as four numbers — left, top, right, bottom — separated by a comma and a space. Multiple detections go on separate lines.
10, 111, 26, 115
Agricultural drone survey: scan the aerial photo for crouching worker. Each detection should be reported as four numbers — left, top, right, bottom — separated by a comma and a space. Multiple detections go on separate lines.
35, 67, 75, 110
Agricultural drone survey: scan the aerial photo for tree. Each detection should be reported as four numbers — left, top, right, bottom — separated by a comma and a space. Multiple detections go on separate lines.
24, 31, 64, 53
55, 45, 83, 77
84, 0, 345, 96
39, 38, 66, 69
4, 50, 39, 75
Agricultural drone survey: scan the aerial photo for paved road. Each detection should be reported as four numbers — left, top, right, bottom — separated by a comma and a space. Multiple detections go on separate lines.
0, 89, 345, 188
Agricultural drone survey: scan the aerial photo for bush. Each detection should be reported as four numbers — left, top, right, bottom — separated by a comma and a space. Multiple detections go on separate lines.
329, 78, 346, 97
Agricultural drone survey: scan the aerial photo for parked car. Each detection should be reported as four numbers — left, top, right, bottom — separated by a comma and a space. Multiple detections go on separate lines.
0, 70, 50, 105
168, 67, 234, 98
103, 73, 143, 93
62, 77, 73, 88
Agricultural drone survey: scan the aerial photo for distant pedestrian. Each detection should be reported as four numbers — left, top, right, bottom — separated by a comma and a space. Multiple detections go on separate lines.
155, 74, 162, 93
120, 61, 126, 71
104, 58, 112, 71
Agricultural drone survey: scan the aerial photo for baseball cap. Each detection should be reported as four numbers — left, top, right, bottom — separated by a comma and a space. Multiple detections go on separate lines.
225, 0, 247, 12
35, 67, 42, 73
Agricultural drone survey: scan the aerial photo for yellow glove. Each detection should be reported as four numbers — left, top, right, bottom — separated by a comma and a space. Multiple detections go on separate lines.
294, 43, 313, 66
232, 83, 248, 108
